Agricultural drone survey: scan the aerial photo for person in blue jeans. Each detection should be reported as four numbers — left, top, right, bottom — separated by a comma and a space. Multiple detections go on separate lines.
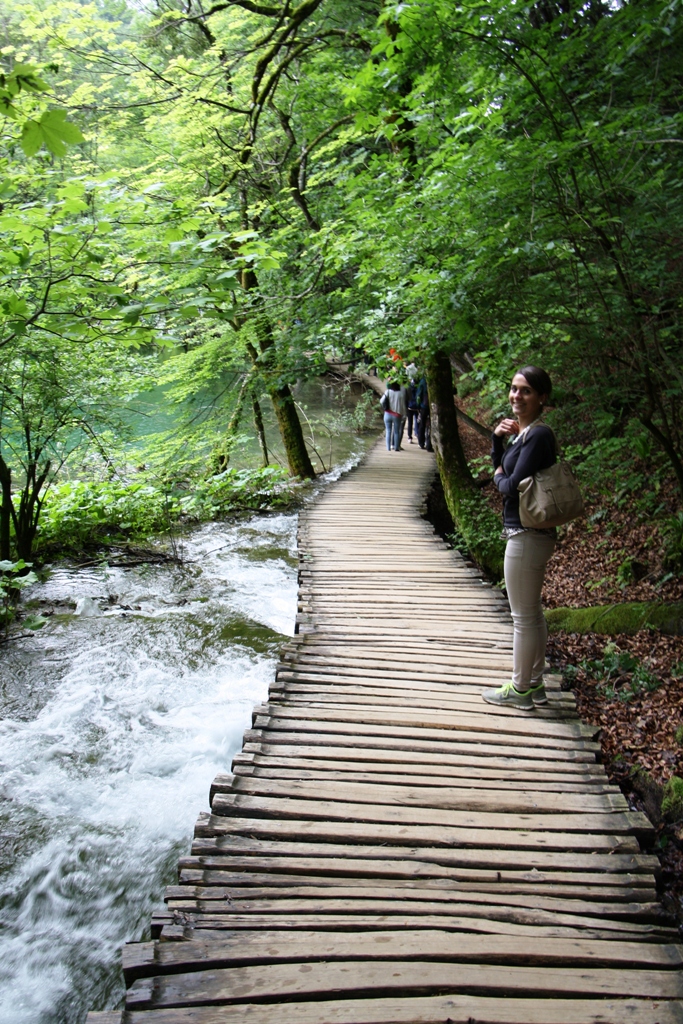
382, 381, 406, 451
482, 366, 557, 710
406, 381, 419, 443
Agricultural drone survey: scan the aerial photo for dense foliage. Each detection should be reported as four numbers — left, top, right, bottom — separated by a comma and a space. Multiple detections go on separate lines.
1, 0, 682, 567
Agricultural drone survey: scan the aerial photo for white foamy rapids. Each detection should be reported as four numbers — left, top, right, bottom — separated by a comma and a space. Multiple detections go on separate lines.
0, 515, 297, 1024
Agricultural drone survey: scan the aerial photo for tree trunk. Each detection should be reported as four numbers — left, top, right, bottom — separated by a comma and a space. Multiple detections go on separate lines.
252, 395, 269, 467
13, 459, 50, 563
0, 456, 11, 561
212, 373, 252, 473
426, 348, 504, 579
240, 268, 315, 479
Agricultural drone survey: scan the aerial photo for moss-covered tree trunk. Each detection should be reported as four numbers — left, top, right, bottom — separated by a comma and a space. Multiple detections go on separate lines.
240, 268, 315, 480
426, 348, 504, 579
252, 395, 269, 468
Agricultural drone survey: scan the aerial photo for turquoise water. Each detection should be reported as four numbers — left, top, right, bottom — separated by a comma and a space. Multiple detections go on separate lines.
121, 376, 379, 474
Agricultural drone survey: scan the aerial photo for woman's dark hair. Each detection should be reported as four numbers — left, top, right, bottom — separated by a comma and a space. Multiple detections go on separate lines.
516, 365, 552, 399
389, 380, 401, 391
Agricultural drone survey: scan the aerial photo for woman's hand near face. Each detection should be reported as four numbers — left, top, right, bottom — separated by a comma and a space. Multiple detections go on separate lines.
494, 418, 520, 438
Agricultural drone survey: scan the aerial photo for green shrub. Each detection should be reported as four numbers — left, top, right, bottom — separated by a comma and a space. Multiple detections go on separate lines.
39, 481, 174, 550
661, 776, 683, 822
37, 468, 297, 554
0, 560, 44, 633
662, 512, 683, 572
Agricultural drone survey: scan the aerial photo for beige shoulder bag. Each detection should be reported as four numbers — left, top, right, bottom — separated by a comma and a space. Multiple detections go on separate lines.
517, 425, 584, 529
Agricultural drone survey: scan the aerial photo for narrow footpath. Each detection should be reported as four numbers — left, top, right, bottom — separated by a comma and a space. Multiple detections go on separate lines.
89, 440, 683, 1024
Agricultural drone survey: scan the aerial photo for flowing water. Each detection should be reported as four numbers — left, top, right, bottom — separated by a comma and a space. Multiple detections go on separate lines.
0, 512, 300, 1022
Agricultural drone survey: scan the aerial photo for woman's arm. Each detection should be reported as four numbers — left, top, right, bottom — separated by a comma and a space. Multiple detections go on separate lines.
491, 418, 519, 473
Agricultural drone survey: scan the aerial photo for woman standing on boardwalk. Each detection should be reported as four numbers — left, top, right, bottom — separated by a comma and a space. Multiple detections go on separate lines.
482, 366, 557, 711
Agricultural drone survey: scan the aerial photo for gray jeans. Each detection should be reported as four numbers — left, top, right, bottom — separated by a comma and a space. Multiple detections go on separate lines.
504, 531, 556, 691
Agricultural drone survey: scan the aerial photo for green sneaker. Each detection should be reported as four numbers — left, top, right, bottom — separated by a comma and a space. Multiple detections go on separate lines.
482, 682, 534, 711
528, 682, 547, 706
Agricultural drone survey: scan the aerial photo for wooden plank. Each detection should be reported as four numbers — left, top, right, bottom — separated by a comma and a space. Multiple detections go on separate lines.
244, 725, 601, 762
238, 741, 602, 776
122, 930, 682, 986
250, 714, 600, 754
211, 792, 652, 838
219, 775, 628, 815
165, 891, 667, 925
181, 839, 658, 875
252, 701, 596, 739
193, 812, 643, 853
177, 859, 653, 889
232, 752, 606, 785
231, 764, 611, 794
166, 879, 658, 903
154, 913, 678, 941
118, 994, 683, 1023
126, 960, 683, 1009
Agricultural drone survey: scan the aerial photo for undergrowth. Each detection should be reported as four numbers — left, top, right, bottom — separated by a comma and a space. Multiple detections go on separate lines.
36, 467, 298, 556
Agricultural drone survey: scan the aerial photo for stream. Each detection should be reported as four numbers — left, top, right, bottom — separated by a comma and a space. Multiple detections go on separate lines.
0, 511, 302, 1021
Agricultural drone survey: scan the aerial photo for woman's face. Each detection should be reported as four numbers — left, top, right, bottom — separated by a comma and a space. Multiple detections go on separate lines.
509, 373, 546, 424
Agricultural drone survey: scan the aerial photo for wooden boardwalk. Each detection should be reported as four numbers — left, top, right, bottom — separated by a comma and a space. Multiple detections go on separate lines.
89, 440, 683, 1024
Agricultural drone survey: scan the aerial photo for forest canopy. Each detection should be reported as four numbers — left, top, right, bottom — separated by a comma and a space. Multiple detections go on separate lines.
1, 0, 682, 569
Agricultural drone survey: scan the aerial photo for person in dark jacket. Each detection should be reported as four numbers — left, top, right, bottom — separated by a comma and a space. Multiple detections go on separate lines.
482, 366, 557, 710
415, 377, 432, 451
406, 381, 419, 443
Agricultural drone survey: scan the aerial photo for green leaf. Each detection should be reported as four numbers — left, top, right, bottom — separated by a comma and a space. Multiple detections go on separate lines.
20, 110, 85, 158
20, 121, 43, 157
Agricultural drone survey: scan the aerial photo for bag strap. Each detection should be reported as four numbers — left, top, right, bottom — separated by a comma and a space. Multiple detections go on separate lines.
523, 421, 561, 458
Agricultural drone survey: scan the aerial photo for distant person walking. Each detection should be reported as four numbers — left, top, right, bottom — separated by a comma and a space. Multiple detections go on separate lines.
415, 377, 432, 451
482, 366, 557, 710
382, 381, 407, 451
406, 380, 419, 444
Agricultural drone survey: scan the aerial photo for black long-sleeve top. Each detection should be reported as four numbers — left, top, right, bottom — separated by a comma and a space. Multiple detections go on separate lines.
491, 425, 557, 528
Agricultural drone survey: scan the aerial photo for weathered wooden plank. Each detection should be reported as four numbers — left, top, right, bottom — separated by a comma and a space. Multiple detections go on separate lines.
252, 702, 597, 741
154, 915, 678, 946
117, 995, 683, 1024
243, 725, 600, 762
238, 742, 602, 776
122, 929, 682, 987
155, 905, 675, 937
181, 839, 658, 875
164, 891, 667, 925
166, 879, 658, 903
126, 960, 683, 1009
271, 678, 576, 711
218, 774, 628, 815
193, 811, 642, 853
211, 792, 652, 838
231, 764, 611, 794
229, 770, 618, 802
250, 716, 600, 755
177, 859, 653, 890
